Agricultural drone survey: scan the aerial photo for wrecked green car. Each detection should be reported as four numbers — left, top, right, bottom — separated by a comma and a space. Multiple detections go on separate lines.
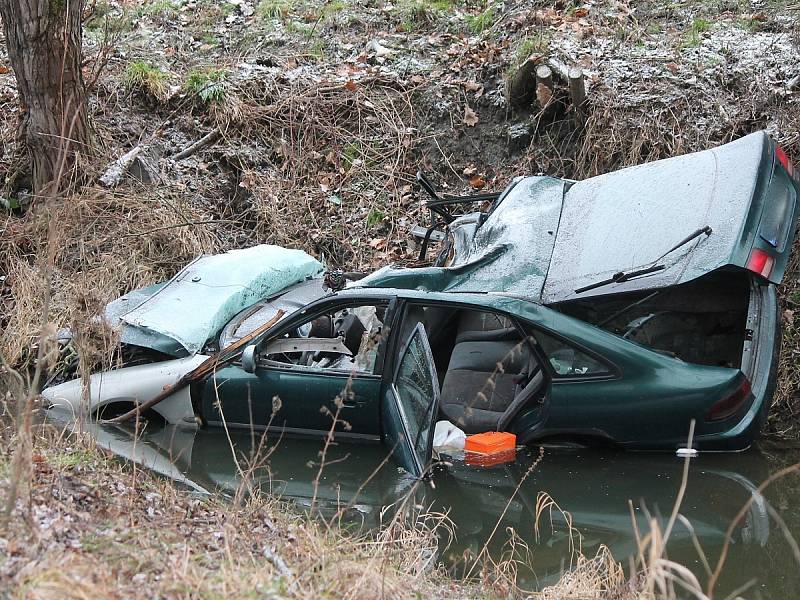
44, 131, 800, 468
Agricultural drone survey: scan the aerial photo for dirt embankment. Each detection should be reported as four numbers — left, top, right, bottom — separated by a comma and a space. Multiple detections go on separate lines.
2, 2, 800, 597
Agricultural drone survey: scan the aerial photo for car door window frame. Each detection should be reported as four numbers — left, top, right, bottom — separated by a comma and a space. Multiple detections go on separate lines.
387, 298, 543, 362
255, 297, 396, 377
389, 322, 440, 476
518, 320, 620, 382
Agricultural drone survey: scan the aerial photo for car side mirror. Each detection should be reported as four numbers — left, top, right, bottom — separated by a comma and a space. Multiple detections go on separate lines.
241, 344, 257, 373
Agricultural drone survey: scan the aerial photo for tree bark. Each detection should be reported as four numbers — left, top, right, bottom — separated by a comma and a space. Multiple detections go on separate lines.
0, 0, 91, 197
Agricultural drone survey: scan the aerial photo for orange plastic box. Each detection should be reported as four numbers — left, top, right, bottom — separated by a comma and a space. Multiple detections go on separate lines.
465, 448, 516, 467
464, 431, 516, 455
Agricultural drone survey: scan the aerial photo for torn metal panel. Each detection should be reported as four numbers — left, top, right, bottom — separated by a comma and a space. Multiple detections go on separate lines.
358, 176, 566, 298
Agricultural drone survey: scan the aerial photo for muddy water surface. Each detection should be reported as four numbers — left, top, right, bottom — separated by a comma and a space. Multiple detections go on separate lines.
72, 418, 800, 599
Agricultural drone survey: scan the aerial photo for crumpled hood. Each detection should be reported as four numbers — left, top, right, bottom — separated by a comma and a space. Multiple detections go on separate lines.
361, 132, 787, 305
106, 245, 323, 355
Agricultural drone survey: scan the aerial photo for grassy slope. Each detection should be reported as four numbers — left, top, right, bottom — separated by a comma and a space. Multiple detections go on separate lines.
1, 0, 800, 597
0, 425, 472, 599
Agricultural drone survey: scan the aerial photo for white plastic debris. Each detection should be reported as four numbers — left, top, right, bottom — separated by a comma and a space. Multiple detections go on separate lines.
433, 420, 466, 451
676, 448, 698, 458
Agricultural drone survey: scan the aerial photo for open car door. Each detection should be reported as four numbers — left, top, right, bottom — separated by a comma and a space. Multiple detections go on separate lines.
382, 323, 440, 477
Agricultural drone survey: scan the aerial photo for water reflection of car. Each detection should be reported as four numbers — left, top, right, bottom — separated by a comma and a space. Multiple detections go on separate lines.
433, 448, 778, 592
65, 417, 408, 526
44, 132, 800, 465
67, 416, 789, 597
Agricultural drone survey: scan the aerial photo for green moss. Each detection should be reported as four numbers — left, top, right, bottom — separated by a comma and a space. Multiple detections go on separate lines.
366, 208, 385, 228
308, 39, 326, 58
732, 15, 762, 31
85, 1, 133, 34
136, 0, 182, 19
398, 0, 457, 31
285, 19, 314, 35
325, 0, 348, 14
466, 3, 495, 34
682, 17, 712, 48
343, 142, 360, 167
320, 0, 348, 21
50, 448, 105, 471
257, 0, 296, 21
199, 32, 219, 46
514, 34, 549, 64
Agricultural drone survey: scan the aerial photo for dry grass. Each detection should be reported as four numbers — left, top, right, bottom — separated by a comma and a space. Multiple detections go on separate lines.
0, 395, 762, 600
2, 0, 800, 596
0, 416, 467, 599
772, 241, 800, 437
230, 74, 420, 267
0, 188, 223, 365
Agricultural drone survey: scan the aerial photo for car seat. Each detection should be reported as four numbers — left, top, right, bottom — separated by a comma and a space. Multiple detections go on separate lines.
440, 312, 543, 433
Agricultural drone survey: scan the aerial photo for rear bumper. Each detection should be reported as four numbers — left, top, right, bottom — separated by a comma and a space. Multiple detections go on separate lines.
694, 282, 779, 451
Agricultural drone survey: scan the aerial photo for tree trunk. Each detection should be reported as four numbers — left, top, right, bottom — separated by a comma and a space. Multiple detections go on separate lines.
0, 0, 91, 198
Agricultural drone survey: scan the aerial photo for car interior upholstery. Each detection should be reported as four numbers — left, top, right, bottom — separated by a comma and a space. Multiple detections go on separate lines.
401, 305, 546, 434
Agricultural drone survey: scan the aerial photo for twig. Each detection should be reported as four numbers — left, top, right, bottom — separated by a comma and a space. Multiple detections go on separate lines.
464, 447, 546, 581
264, 546, 294, 582
310, 379, 352, 512
172, 129, 222, 161
116, 219, 234, 239
663, 419, 695, 542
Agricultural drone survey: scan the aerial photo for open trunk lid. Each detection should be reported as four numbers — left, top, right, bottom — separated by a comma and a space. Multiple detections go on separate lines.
541, 131, 799, 305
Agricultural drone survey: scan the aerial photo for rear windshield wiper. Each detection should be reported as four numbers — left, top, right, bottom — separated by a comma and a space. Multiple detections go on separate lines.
574, 226, 712, 295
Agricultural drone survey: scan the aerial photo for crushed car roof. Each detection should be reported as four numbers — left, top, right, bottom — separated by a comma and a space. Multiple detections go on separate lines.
358, 175, 566, 300
105, 245, 322, 355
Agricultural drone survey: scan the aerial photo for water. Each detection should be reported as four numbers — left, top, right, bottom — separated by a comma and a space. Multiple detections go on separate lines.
70, 417, 800, 598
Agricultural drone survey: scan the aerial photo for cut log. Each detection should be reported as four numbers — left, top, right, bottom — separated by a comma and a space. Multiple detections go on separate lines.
535, 65, 554, 108
546, 58, 571, 82
172, 129, 222, 161
568, 67, 586, 108
507, 58, 539, 107
568, 67, 587, 125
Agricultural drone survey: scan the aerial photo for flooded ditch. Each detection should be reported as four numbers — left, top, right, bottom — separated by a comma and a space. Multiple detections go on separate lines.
53, 411, 800, 599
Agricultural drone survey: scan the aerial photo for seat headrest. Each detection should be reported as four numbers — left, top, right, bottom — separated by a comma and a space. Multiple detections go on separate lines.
455, 326, 520, 344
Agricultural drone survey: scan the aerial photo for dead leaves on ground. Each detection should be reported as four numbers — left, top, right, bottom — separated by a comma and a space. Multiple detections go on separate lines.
463, 105, 479, 127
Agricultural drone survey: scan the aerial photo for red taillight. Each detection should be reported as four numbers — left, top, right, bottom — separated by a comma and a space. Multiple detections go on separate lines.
746, 248, 775, 279
776, 145, 795, 178
706, 378, 752, 422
